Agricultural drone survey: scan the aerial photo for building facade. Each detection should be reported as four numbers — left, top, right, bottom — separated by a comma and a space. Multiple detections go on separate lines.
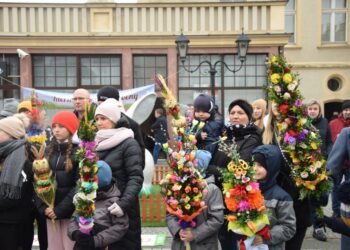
284, 0, 350, 119
0, 0, 289, 116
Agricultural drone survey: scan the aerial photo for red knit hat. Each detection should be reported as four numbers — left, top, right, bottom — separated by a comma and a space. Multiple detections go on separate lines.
52, 111, 79, 135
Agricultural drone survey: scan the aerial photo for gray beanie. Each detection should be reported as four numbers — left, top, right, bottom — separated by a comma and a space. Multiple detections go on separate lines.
0, 98, 19, 118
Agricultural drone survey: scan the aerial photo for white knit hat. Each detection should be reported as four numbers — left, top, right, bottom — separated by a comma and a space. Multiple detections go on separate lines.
0, 113, 30, 139
95, 98, 121, 124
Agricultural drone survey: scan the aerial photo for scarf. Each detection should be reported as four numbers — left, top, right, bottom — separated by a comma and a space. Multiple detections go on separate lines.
224, 122, 258, 141
0, 138, 27, 199
95, 128, 134, 151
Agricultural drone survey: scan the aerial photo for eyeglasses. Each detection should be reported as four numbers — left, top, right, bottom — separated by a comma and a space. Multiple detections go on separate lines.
72, 97, 87, 101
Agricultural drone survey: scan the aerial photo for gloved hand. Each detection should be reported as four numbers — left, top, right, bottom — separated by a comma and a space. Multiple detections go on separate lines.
72, 230, 90, 241
108, 202, 124, 217
310, 192, 329, 207
76, 235, 95, 249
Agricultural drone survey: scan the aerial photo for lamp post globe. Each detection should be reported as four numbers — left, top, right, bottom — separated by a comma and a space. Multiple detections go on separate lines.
236, 31, 251, 63
175, 33, 190, 63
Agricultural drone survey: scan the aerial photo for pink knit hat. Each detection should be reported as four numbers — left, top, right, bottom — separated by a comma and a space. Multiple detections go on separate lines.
95, 98, 121, 124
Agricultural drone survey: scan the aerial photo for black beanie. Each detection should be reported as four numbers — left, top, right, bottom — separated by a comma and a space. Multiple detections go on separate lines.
194, 94, 213, 113
253, 153, 267, 169
228, 99, 253, 121
97, 86, 120, 102
342, 100, 350, 111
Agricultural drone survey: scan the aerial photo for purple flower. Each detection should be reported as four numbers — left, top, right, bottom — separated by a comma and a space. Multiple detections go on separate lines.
81, 141, 96, 150
238, 200, 250, 212
85, 150, 96, 160
296, 133, 306, 141
79, 216, 93, 225
288, 136, 296, 145
302, 129, 309, 135
295, 99, 302, 107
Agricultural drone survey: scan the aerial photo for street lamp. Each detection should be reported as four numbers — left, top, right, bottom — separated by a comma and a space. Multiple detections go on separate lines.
175, 30, 251, 104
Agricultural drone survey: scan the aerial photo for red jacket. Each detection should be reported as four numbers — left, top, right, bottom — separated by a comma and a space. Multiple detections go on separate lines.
329, 116, 350, 143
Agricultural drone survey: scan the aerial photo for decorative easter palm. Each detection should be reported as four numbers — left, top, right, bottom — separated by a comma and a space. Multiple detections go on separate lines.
267, 55, 331, 203
219, 140, 270, 249
74, 104, 99, 234
156, 75, 207, 250
31, 144, 56, 220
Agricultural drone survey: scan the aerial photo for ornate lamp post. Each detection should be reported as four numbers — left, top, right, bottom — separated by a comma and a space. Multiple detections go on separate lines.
175, 30, 251, 104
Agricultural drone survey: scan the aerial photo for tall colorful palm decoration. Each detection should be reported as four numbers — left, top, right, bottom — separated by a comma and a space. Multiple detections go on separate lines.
157, 75, 207, 250
74, 104, 98, 234
267, 56, 331, 204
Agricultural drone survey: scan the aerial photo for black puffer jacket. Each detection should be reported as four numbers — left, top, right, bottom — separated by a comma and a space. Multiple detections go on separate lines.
208, 123, 262, 189
97, 137, 144, 250
312, 117, 332, 157
35, 141, 79, 220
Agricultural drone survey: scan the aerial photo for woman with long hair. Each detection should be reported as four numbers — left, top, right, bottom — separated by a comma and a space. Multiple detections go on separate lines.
252, 98, 267, 129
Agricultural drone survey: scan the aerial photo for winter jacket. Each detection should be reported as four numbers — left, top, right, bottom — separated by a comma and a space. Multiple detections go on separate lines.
329, 116, 350, 143
194, 115, 224, 155
166, 176, 225, 250
253, 145, 296, 250
35, 140, 79, 220
121, 114, 145, 169
208, 123, 262, 189
74, 106, 146, 169
151, 115, 168, 143
68, 183, 129, 249
0, 160, 34, 224
312, 117, 332, 157
97, 136, 143, 250
327, 127, 350, 177
322, 181, 350, 237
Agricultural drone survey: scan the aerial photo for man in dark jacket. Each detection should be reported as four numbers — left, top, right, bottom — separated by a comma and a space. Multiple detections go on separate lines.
150, 108, 168, 164
97, 86, 145, 169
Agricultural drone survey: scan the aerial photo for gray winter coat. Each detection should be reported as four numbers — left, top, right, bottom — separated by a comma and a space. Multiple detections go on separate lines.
68, 184, 129, 249
253, 145, 296, 250
166, 176, 224, 250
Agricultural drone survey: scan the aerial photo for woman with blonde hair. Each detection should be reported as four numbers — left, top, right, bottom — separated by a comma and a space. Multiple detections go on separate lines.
252, 99, 267, 129
306, 99, 332, 242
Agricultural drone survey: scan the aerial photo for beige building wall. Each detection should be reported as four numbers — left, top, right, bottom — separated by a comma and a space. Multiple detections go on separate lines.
0, 0, 290, 109
285, 0, 350, 111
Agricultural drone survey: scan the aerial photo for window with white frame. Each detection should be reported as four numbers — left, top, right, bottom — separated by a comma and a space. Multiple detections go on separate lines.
322, 0, 348, 43
285, 0, 296, 44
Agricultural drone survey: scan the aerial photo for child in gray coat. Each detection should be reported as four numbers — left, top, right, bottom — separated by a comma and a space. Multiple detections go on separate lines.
166, 150, 225, 250
252, 145, 296, 250
68, 160, 129, 250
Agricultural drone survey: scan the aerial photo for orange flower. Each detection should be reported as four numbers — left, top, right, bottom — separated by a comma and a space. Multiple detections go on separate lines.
247, 220, 256, 232
227, 215, 237, 222
185, 186, 191, 193
247, 191, 264, 209
193, 187, 199, 193
258, 205, 267, 212
225, 196, 238, 211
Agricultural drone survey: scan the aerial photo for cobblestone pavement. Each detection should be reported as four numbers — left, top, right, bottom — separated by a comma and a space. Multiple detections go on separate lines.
141, 197, 341, 250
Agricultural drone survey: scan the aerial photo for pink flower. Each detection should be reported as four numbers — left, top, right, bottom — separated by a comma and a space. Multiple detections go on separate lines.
238, 200, 250, 212
249, 182, 260, 190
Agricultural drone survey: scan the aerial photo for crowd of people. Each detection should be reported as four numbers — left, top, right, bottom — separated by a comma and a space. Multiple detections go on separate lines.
0, 87, 349, 250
